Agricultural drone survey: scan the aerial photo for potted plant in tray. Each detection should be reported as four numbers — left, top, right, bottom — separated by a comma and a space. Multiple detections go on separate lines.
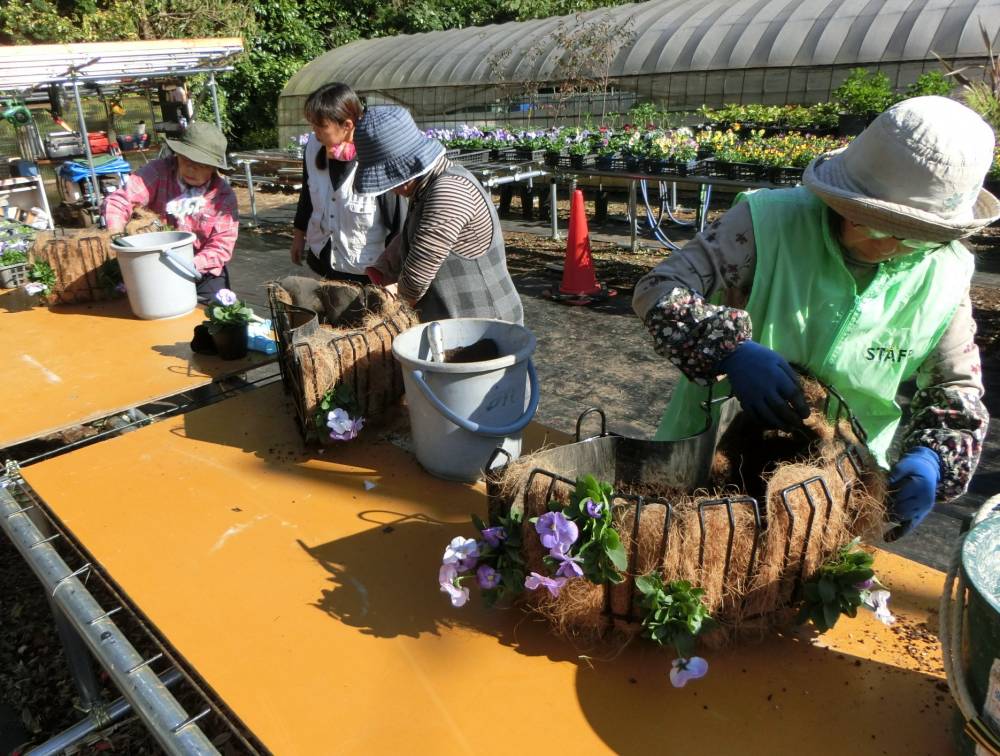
833, 68, 895, 136
0, 248, 29, 289
206, 288, 254, 360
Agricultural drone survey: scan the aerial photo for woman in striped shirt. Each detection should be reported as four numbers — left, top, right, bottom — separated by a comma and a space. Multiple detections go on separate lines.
354, 106, 523, 324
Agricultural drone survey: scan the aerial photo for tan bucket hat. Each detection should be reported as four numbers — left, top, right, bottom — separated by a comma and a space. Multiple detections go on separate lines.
803, 96, 999, 242
165, 121, 230, 171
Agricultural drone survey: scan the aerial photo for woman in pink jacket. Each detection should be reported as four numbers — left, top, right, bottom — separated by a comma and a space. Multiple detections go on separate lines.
102, 121, 239, 303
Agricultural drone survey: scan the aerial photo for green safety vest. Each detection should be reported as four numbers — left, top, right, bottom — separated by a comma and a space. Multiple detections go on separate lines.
655, 186, 973, 468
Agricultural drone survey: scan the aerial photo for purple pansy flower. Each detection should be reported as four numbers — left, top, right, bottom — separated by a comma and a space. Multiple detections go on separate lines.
862, 589, 895, 625
670, 656, 709, 687
326, 408, 365, 442
442, 536, 479, 568
855, 577, 876, 591
477, 564, 501, 589
438, 563, 469, 607
552, 552, 584, 579
583, 497, 605, 518
535, 511, 579, 554
214, 288, 238, 306
481, 526, 507, 548
524, 571, 567, 597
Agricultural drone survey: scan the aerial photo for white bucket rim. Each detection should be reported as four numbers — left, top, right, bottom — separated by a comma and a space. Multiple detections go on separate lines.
392, 318, 536, 374
110, 230, 197, 254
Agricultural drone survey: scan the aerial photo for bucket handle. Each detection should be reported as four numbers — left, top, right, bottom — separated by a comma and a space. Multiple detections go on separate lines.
409, 360, 540, 438
160, 248, 203, 283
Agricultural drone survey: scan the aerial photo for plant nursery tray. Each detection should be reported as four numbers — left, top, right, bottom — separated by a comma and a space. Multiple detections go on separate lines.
11, 380, 959, 754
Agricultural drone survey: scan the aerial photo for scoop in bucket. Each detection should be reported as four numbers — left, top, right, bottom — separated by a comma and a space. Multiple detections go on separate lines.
392, 319, 540, 482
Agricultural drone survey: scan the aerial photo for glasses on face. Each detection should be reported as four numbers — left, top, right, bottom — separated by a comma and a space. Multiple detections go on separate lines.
859, 225, 943, 254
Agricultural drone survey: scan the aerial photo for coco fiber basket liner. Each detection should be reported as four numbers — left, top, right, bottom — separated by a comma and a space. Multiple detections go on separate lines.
29, 209, 162, 305
485, 379, 887, 647
267, 280, 418, 443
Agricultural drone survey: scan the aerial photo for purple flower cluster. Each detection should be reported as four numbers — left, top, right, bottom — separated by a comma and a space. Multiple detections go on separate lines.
523, 511, 584, 595
326, 408, 365, 442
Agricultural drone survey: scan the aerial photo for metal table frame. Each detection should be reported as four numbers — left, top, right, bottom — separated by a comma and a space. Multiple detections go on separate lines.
0, 465, 219, 755
547, 166, 794, 250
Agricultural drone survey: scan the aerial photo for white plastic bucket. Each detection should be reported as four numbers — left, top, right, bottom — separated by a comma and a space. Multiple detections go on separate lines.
110, 231, 200, 320
392, 319, 540, 482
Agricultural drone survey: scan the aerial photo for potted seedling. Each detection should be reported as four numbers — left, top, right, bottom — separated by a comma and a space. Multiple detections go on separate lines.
206, 288, 254, 360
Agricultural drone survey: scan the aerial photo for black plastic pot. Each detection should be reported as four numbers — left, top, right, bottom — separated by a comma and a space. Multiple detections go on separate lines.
594, 155, 615, 171
211, 323, 248, 360
837, 112, 877, 137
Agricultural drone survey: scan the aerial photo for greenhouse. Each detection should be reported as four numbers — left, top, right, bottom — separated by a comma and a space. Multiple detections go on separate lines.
279, 0, 1000, 143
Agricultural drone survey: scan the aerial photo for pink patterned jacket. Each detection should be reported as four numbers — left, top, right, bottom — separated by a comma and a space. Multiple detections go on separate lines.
101, 157, 239, 276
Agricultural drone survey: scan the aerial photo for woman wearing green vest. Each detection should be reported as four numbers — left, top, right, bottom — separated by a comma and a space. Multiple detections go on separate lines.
633, 96, 999, 540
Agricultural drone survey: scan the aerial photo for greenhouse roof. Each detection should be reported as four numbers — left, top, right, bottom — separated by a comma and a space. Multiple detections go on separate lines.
0, 37, 244, 93
284, 0, 1000, 96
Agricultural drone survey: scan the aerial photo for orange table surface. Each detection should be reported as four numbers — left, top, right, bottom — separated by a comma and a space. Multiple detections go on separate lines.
22, 383, 956, 755
0, 294, 270, 448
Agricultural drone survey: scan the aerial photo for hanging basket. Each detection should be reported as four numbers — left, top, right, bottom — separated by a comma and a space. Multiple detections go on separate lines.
267, 280, 418, 444
485, 379, 886, 647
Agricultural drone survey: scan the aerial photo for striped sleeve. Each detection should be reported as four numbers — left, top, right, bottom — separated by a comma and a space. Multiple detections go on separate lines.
398, 175, 493, 303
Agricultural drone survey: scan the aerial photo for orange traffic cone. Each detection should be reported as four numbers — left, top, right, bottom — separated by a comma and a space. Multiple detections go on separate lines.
559, 189, 603, 296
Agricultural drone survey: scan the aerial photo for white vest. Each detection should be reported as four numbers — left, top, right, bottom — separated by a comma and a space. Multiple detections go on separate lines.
304, 135, 386, 274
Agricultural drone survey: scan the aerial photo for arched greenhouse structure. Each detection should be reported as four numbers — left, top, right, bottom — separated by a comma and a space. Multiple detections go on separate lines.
279, 0, 1000, 143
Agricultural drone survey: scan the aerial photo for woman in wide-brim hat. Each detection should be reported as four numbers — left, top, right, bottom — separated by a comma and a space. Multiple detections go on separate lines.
102, 120, 240, 303
353, 105, 523, 324
632, 95, 998, 540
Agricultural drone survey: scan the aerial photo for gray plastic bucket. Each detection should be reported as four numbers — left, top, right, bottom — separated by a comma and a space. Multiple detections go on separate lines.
110, 231, 201, 320
392, 318, 540, 482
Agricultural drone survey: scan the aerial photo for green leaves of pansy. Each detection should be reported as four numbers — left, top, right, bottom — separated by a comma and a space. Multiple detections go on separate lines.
797, 539, 879, 633
634, 572, 713, 659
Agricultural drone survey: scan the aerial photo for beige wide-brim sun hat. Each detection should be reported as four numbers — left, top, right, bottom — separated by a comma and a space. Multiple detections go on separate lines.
803, 96, 1000, 243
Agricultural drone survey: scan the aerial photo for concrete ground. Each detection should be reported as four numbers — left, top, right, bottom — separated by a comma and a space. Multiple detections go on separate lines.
229, 185, 1000, 572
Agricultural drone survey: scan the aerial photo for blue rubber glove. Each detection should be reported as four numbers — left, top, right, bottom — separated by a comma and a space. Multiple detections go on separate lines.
885, 446, 941, 541
718, 341, 810, 431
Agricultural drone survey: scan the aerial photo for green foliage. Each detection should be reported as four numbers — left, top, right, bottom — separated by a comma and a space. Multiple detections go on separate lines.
634, 573, 714, 658
96, 257, 123, 293
905, 71, 954, 98
472, 509, 526, 607
833, 68, 896, 115
313, 384, 359, 431
28, 260, 56, 293
207, 297, 254, 332
796, 537, 874, 633
0, 249, 28, 267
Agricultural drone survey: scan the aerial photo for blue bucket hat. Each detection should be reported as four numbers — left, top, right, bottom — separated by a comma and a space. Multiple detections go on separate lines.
353, 106, 446, 195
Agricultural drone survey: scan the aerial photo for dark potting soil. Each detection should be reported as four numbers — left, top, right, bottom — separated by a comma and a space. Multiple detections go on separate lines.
444, 338, 501, 363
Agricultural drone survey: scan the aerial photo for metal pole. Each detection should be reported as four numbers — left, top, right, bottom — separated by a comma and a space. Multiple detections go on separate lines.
50, 604, 103, 710
628, 180, 638, 252
70, 80, 100, 218
0, 482, 218, 755
208, 72, 222, 131
549, 177, 560, 241
241, 159, 258, 226
27, 669, 184, 756
25, 504, 103, 710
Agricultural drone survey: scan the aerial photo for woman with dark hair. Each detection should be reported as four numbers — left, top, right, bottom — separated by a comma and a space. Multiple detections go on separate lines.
290, 82, 406, 282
